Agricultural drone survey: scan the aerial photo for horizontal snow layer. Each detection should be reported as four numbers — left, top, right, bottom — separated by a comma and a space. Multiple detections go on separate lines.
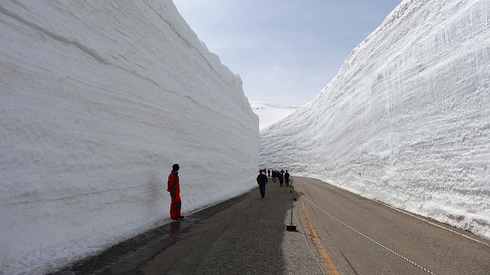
0, 0, 258, 273
261, 0, 490, 239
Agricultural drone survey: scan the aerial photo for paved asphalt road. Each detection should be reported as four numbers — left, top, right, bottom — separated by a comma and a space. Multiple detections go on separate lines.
54, 177, 490, 275
54, 180, 321, 275
294, 177, 490, 275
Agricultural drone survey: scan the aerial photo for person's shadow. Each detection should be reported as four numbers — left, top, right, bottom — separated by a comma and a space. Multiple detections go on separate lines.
147, 169, 164, 217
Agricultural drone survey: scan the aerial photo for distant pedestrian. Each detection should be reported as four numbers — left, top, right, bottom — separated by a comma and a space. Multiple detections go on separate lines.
278, 171, 284, 187
285, 170, 290, 187
267, 169, 271, 178
167, 164, 184, 220
256, 170, 268, 199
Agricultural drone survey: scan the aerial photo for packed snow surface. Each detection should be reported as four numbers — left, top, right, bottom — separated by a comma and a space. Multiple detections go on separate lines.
261, 0, 490, 239
250, 101, 297, 129
0, 0, 258, 273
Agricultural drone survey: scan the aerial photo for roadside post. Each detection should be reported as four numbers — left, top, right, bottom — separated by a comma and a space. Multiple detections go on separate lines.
286, 179, 297, 231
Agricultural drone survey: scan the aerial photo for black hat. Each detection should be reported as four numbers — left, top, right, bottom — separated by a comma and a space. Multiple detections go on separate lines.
173, 164, 180, 171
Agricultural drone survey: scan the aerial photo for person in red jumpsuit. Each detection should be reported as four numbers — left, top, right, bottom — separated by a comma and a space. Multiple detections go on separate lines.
167, 164, 184, 220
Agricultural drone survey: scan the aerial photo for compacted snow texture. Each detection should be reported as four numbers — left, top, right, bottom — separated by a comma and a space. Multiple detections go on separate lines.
0, 1, 258, 273
261, 0, 490, 240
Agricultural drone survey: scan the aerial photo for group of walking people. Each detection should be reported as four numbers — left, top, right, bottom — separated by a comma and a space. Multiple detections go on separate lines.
256, 168, 291, 200
268, 169, 290, 187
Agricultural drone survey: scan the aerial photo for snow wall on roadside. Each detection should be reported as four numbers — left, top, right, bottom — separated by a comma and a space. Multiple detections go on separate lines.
0, 1, 258, 273
261, 0, 490, 239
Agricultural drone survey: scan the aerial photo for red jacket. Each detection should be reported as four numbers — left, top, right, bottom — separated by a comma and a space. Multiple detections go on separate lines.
167, 170, 180, 198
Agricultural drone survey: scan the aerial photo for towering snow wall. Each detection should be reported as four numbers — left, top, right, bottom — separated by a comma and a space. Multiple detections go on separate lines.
0, 0, 258, 273
261, 0, 490, 239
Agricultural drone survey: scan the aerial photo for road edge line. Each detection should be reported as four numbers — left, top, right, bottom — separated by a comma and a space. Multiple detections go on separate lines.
299, 197, 340, 275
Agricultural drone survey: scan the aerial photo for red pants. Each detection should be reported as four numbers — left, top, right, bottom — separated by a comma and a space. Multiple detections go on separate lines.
170, 194, 181, 219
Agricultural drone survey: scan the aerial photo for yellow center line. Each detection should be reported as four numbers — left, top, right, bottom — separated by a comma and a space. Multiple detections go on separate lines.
299, 196, 340, 275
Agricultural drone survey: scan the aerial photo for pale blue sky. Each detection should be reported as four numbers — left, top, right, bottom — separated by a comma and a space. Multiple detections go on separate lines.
173, 0, 403, 107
